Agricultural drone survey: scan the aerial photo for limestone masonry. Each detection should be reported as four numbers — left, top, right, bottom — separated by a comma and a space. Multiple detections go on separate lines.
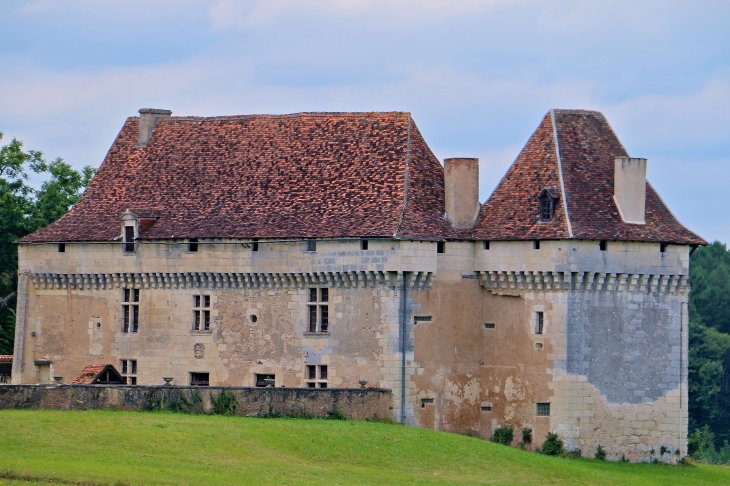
12, 108, 706, 462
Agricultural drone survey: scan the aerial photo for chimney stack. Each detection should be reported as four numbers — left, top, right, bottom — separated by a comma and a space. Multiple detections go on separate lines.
613, 157, 647, 224
138, 108, 172, 145
444, 158, 480, 228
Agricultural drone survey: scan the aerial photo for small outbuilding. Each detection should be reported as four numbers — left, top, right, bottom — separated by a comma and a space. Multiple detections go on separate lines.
72, 364, 125, 385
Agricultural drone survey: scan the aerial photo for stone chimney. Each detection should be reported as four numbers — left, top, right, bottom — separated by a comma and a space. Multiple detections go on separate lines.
613, 157, 647, 224
137, 108, 172, 145
444, 158, 480, 228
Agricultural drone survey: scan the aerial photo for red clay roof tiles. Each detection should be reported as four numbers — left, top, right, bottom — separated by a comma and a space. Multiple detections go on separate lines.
20, 112, 454, 243
473, 110, 706, 245
0, 355, 12, 363
72, 365, 107, 384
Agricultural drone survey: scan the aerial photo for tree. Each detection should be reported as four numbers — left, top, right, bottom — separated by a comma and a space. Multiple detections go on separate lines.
0, 131, 95, 355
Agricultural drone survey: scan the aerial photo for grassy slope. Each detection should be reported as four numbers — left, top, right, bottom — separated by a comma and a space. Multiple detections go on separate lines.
0, 411, 728, 486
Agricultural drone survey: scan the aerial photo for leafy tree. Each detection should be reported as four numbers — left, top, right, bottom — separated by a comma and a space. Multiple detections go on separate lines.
689, 241, 730, 453
0, 132, 95, 355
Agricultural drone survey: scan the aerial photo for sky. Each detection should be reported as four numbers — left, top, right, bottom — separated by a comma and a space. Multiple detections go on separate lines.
0, 0, 728, 244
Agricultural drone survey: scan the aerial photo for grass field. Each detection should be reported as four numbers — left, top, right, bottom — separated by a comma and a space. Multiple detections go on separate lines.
0, 411, 728, 485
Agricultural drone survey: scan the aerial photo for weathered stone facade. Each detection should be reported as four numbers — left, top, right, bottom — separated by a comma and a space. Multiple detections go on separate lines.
12, 108, 705, 463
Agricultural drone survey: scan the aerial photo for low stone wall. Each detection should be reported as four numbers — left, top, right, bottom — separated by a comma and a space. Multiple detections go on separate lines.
0, 385, 391, 419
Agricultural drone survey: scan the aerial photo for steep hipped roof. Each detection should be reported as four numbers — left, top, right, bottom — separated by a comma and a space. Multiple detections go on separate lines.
473, 109, 706, 245
20, 112, 454, 243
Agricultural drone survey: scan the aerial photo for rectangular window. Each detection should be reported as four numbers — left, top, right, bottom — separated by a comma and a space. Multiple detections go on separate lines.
252, 239, 259, 252
481, 406, 492, 411
536, 402, 550, 416
122, 289, 139, 333
255, 373, 275, 387
437, 242, 445, 254
191, 372, 210, 386
304, 365, 328, 388
188, 238, 198, 252
484, 323, 495, 329
58, 243, 66, 253
124, 225, 135, 252
192, 294, 212, 331
533, 240, 540, 250
361, 240, 368, 250
535, 311, 544, 335
599, 240, 607, 251
305, 240, 316, 252
483, 241, 490, 250
414, 316, 432, 323
120, 359, 137, 385
307, 288, 329, 333
421, 398, 434, 408
660, 242, 668, 253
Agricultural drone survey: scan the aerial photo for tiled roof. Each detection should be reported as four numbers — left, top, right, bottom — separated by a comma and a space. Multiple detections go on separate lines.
72, 365, 107, 384
473, 110, 706, 245
0, 355, 12, 363
20, 112, 455, 243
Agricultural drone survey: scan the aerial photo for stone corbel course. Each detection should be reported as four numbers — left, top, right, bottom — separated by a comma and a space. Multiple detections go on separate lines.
478, 270, 688, 294
30, 270, 435, 291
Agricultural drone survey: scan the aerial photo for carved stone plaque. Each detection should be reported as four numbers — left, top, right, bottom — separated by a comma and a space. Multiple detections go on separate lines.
194, 343, 204, 359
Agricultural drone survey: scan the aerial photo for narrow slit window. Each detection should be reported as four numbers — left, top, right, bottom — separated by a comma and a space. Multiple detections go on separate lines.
599, 240, 607, 251
533, 240, 540, 250
188, 238, 199, 252
481, 406, 492, 412
307, 288, 329, 333
414, 316, 432, 323
483, 241, 490, 250
252, 239, 259, 252
535, 311, 544, 335
437, 242, 445, 254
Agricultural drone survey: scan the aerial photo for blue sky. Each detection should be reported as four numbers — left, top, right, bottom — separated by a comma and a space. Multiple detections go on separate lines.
1, 0, 728, 244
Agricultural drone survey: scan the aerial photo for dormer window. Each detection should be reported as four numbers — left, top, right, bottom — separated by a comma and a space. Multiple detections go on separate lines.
539, 188, 559, 223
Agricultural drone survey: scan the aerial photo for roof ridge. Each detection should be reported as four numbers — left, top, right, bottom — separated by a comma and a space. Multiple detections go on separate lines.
394, 114, 412, 239
550, 109, 573, 238
132, 111, 413, 123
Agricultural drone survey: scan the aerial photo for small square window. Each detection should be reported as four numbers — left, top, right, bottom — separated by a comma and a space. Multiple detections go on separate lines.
536, 402, 550, 416
437, 242, 445, 254
361, 240, 369, 250
304, 365, 328, 388
305, 240, 317, 252
483, 241, 490, 250
194, 295, 200, 307
188, 238, 198, 252
484, 323, 495, 329
191, 372, 210, 386
58, 243, 66, 253
414, 316, 432, 323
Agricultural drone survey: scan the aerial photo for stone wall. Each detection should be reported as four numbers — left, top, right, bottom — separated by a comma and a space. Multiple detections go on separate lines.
0, 384, 391, 419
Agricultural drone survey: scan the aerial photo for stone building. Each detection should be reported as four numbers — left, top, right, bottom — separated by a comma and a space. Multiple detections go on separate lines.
12, 108, 705, 460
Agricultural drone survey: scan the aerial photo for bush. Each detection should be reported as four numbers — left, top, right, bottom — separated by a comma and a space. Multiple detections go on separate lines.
595, 444, 606, 460
538, 432, 564, 456
521, 428, 532, 444
490, 426, 514, 446
688, 425, 730, 465
211, 388, 238, 416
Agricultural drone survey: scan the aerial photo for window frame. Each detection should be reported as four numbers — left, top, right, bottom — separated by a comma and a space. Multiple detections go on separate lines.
190, 372, 210, 386
122, 288, 140, 333
307, 288, 329, 333
123, 225, 136, 253
305, 365, 328, 388
536, 402, 551, 416
535, 311, 544, 335
120, 359, 137, 385
188, 238, 199, 252
192, 294, 211, 331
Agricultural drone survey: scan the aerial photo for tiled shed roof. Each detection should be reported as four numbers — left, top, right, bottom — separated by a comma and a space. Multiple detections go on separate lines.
73, 365, 107, 384
473, 110, 706, 245
20, 112, 455, 243
0, 355, 12, 363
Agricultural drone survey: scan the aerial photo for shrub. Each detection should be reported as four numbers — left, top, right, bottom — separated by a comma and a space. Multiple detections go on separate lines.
595, 444, 606, 460
521, 428, 532, 444
538, 432, 564, 456
490, 426, 514, 446
211, 388, 238, 416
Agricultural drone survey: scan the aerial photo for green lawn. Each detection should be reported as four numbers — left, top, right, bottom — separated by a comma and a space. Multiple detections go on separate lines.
0, 411, 728, 485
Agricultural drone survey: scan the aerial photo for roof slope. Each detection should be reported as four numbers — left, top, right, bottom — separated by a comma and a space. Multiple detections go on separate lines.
72, 364, 125, 384
21, 112, 453, 243
473, 109, 706, 245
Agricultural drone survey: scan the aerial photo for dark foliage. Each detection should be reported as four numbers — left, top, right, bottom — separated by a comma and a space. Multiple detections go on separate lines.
595, 444, 606, 460
210, 388, 238, 416
490, 426, 514, 446
538, 432, 564, 456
